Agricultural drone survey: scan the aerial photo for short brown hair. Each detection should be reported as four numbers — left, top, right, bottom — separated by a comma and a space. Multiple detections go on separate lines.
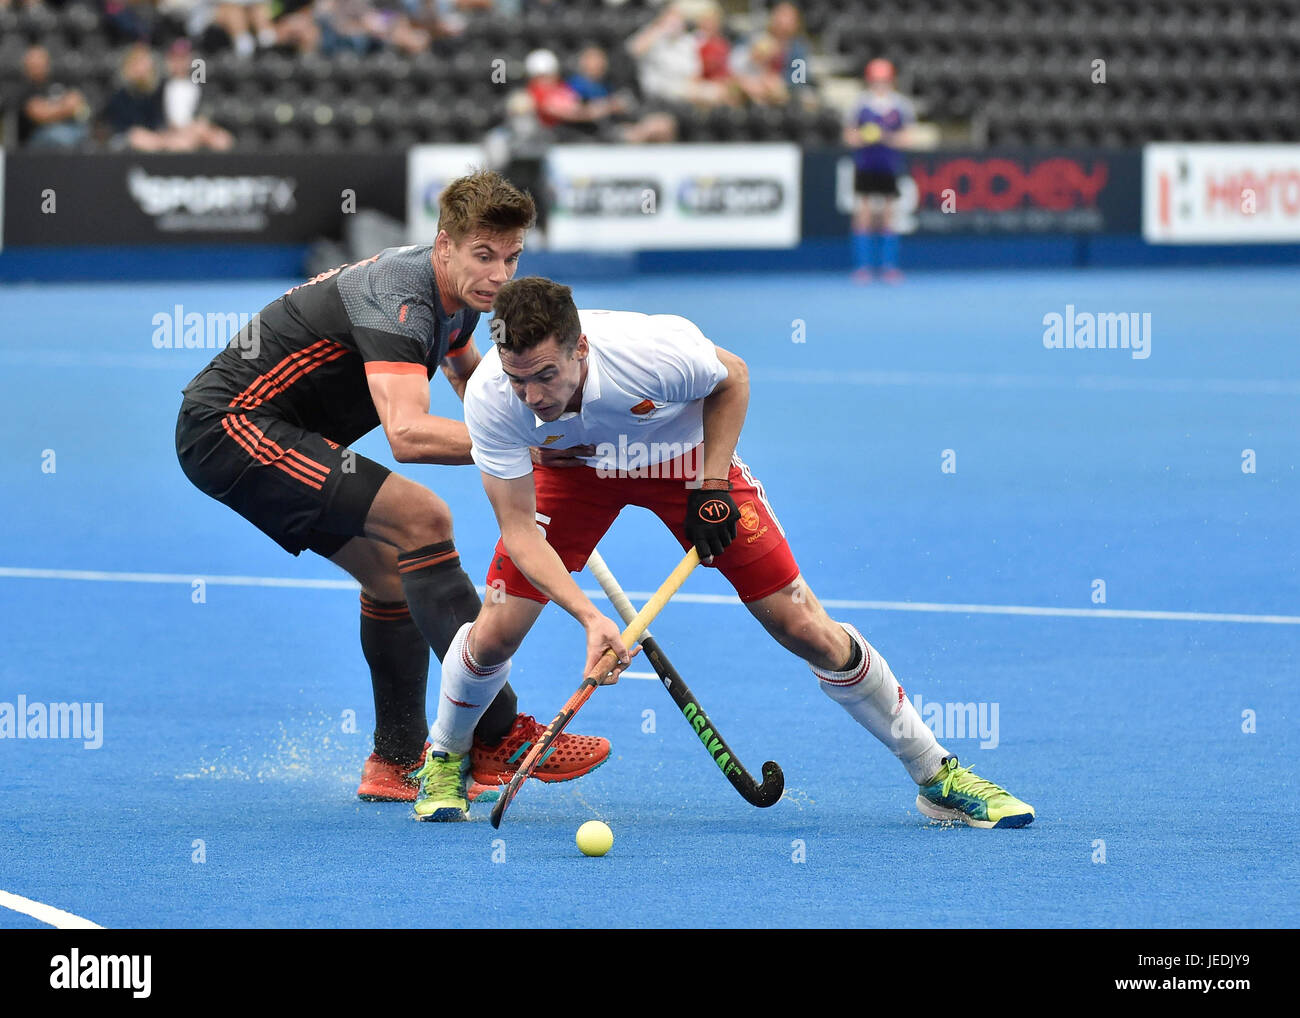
492, 277, 581, 355
437, 169, 537, 241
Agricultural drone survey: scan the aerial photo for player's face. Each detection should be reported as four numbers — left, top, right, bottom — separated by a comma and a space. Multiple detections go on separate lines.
444, 229, 525, 313
499, 334, 589, 422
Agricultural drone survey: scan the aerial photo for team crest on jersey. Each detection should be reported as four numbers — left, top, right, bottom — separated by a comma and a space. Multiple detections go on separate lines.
629, 398, 658, 416
738, 501, 761, 533
542, 435, 564, 446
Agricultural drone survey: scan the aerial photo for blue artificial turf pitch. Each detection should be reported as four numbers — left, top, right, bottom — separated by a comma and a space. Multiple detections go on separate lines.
1, 265, 1297, 928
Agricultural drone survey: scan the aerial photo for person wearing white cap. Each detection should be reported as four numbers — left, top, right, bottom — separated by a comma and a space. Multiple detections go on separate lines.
525, 46, 671, 143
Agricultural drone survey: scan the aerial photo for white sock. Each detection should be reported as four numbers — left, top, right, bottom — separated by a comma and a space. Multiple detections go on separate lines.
429, 622, 512, 754
814, 623, 948, 784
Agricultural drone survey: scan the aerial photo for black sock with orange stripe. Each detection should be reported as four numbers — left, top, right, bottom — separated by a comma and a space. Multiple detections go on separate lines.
397, 540, 517, 745
360, 594, 429, 764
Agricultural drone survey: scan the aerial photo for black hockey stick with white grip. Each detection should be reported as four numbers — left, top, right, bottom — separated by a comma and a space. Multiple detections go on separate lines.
586, 549, 783, 808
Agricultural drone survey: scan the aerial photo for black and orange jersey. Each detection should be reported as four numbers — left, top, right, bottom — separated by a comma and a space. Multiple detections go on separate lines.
181, 245, 479, 446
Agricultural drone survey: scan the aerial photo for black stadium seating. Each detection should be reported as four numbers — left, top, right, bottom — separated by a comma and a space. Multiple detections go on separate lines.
820, 0, 1300, 145
1, 0, 1296, 150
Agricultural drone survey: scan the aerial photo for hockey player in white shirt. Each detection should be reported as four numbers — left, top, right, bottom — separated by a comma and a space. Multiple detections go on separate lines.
412, 277, 1035, 830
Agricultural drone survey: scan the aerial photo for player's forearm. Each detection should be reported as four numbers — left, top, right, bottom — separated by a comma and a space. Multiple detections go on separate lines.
444, 372, 469, 402
699, 366, 749, 480
389, 416, 474, 465
502, 528, 602, 626
441, 347, 482, 402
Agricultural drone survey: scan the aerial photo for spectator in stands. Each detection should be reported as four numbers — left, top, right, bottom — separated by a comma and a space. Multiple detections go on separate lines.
156, 0, 204, 44
316, 0, 378, 54
316, 0, 430, 56
402, 0, 491, 39
377, 2, 434, 55
154, 0, 281, 56
766, 1, 813, 97
693, 1, 737, 106
561, 46, 677, 143
17, 44, 93, 150
484, 88, 546, 166
566, 45, 616, 107
384, 3, 436, 54
732, 31, 786, 106
843, 58, 916, 284
162, 38, 235, 149
268, 0, 323, 53
103, 44, 170, 150
626, 1, 724, 108
103, 0, 165, 45
525, 48, 597, 138
483, 88, 549, 236
105, 41, 231, 151
733, 1, 813, 107
214, 1, 280, 56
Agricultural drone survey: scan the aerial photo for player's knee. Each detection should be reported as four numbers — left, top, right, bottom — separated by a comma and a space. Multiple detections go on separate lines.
361, 577, 405, 602
397, 489, 454, 548
467, 620, 521, 668
817, 623, 853, 669
775, 608, 843, 666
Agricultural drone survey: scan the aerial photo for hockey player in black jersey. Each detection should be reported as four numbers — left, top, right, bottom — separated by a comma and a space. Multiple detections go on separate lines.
176, 170, 610, 807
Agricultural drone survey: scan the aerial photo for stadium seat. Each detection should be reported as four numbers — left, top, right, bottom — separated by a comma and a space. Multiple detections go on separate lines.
0, 0, 1292, 152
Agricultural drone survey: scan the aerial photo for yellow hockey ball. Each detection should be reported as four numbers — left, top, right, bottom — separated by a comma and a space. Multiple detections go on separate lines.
576, 820, 613, 857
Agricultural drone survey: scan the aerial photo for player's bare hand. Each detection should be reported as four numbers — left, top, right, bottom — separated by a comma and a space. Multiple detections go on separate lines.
531, 444, 597, 468
583, 615, 638, 685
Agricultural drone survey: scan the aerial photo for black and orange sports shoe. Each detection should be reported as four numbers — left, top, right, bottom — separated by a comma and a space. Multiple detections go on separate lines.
470, 713, 611, 787
357, 746, 498, 803
357, 751, 420, 802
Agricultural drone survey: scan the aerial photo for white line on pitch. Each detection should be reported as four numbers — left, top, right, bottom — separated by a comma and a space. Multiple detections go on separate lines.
752, 367, 1300, 396
2, 565, 1297, 626
0, 890, 103, 930
621, 671, 660, 681
0, 566, 357, 590
4, 348, 1295, 396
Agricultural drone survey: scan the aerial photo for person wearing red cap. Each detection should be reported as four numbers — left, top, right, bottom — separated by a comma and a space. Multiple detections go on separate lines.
843, 58, 915, 283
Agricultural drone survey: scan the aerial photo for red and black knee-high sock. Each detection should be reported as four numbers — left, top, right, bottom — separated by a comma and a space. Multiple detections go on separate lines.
359, 594, 429, 765
396, 540, 517, 746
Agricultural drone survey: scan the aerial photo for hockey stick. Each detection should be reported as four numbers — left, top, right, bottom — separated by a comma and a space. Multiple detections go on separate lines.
587, 549, 784, 808
489, 547, 701, 828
